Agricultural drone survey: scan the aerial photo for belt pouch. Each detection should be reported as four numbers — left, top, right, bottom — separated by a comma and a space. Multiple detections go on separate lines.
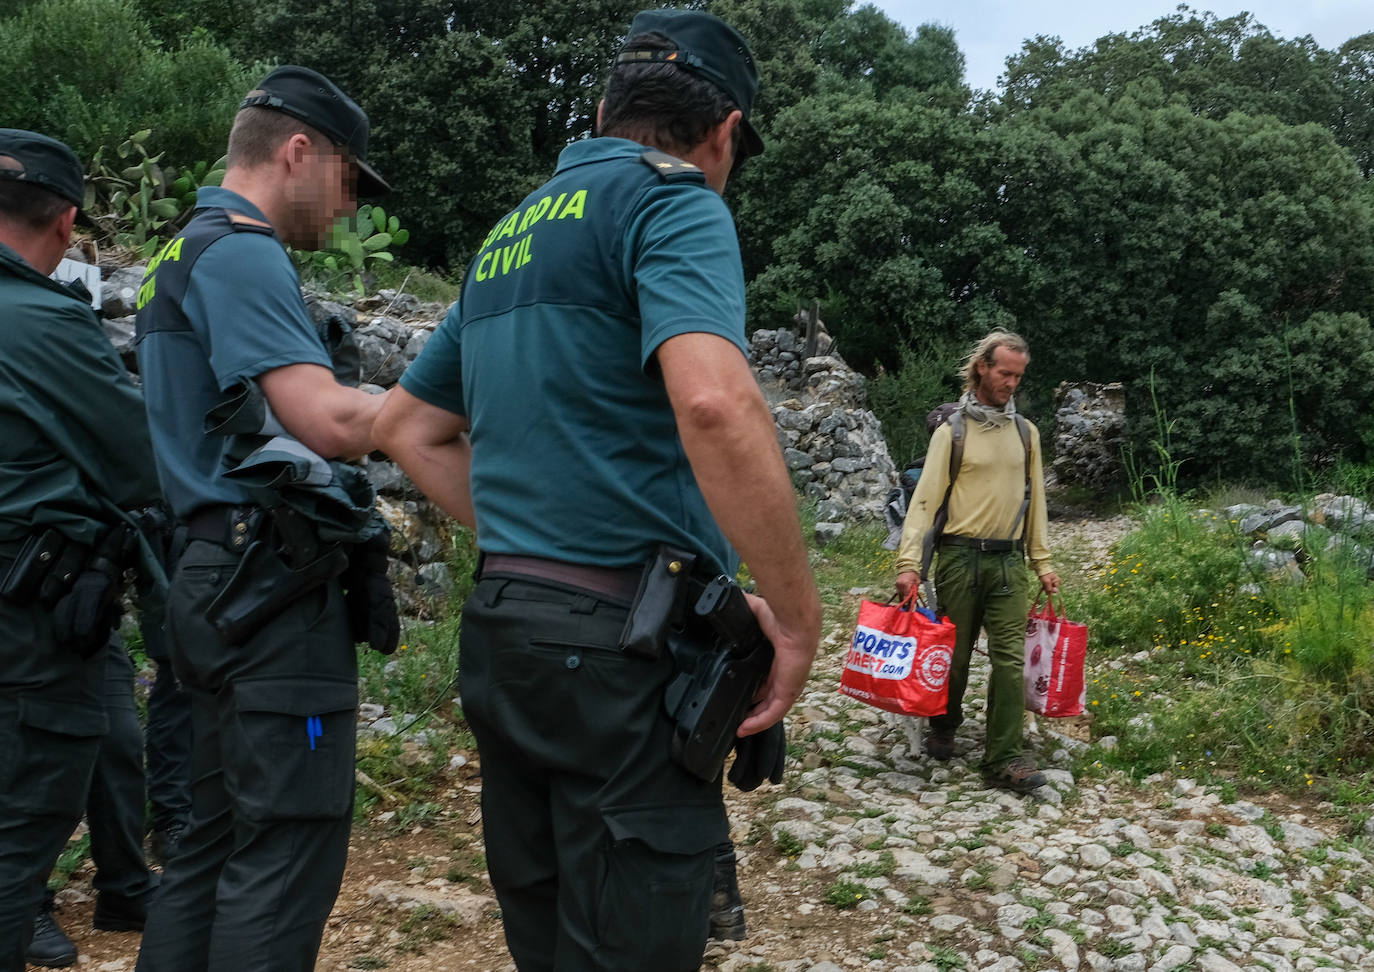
204, 537, 349, 645
0, 528, 69, 603
619, 545, 697, 659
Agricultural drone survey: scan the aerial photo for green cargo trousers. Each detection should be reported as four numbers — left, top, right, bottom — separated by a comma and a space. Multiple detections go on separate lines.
460, 576, 728, 972
929, 545, 1030, 772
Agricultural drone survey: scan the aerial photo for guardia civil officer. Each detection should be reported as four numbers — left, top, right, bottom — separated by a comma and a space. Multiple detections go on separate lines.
375, 10, 822, 970
132, 67, 390, 972
0, 129, 160, 971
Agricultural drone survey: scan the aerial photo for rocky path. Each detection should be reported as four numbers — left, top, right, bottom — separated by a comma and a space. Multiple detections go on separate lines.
41, 517, 1374, 971
698, 516, 1374, 972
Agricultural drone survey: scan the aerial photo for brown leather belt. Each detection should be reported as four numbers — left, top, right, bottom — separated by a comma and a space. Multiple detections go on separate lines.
480, 553, 642, 604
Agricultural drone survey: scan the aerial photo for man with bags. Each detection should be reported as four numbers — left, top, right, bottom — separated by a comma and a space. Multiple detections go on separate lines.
0, 129, 162, 969
894, 331, 1059, 793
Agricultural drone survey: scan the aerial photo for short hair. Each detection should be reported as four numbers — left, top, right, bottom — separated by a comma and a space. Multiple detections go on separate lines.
0, 178, 71, 232
961, 330, 1030, 391
226, 106, 329, 169
599, 33, 743, 160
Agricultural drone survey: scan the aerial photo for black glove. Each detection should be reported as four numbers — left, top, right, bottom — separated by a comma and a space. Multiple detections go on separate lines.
342, 531, 400, 655
728, 720, 787, 792
53, 569, 121, 658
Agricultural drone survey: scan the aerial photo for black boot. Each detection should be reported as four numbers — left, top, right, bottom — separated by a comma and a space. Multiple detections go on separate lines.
708, 842, 746, 941
27, 900, 77, 968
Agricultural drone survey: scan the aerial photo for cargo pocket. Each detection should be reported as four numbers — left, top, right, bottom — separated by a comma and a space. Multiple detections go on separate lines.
228, 675, 357, 821
6, 699, 106, 816
594, 802, 726, 972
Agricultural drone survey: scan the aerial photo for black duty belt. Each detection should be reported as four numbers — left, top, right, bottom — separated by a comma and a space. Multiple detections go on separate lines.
941, 535, 1023, 553
480, 553, 642, 604
184, 505, 259, 552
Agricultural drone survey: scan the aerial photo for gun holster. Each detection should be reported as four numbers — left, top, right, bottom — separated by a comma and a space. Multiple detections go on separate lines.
204, 511, 348, 646
663, 575, 775, 782
619, 545, 697, 660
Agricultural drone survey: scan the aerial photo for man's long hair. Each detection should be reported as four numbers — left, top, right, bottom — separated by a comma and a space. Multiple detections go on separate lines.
599, 33, 742, 159
960, 331, 1029, 391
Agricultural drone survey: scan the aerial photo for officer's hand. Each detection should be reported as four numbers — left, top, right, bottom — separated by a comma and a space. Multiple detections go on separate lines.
54, 570, 120, 658
1040, 572, 1061, 595
728, 720, 786, 791
895, 571, 920, 600
737, 592, 819, 737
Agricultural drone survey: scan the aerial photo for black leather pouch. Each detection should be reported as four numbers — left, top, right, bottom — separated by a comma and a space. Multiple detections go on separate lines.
619, 545, 696, 660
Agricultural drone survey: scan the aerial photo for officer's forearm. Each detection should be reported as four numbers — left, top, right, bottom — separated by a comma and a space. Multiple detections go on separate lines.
260, 363, 389, 458
660, 335, 820, 641
373, 387, 476, 528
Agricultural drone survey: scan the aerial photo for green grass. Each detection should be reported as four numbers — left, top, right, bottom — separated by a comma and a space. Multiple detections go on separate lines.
825, 880, 874, 909
1067, 485, 1374, 805
47, 834, 91, 891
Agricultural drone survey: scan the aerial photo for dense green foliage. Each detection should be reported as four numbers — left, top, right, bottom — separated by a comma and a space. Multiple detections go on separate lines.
0, 0, 251, 166
1071, 490, 1374, 805
9, 0, 1374, 482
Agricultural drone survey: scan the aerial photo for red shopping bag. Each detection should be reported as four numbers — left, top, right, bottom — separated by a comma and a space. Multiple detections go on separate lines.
1024, 596, 1088, 717
839, 595, 956, 717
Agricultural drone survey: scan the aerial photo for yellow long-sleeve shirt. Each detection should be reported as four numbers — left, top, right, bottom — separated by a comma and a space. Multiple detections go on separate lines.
894, 416, 1054, 577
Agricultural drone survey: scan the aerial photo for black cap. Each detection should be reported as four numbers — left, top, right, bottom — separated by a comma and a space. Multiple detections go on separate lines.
239, 66, 389, 196
0, 128, 86, 211
618, 9, 764, 160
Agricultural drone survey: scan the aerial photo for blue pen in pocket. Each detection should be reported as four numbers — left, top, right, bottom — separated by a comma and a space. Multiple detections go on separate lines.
306, 715, 322, 751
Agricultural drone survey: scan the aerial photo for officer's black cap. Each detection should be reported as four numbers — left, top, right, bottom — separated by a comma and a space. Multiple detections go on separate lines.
239, 66, 390, 196
0, 128, 87, 212
618, 9, 765, 161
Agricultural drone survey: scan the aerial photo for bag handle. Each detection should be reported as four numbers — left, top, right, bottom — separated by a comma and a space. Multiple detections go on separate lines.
1029, 593, 1063, 621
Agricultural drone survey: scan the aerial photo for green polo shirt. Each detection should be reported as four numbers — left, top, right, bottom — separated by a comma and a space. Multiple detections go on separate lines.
401, 138, 748, 572
134, 187, 333, 519
0, 241, 157, 546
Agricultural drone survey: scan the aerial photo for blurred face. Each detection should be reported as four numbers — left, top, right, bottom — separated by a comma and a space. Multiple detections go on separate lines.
283, 144, 357, 248
973, 346, 1028, 407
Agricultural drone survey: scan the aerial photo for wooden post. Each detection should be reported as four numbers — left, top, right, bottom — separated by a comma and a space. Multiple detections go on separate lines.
804, 298, 819, 358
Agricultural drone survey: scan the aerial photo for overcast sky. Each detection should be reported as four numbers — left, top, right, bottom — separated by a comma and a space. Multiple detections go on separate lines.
873, 2, 1372, 93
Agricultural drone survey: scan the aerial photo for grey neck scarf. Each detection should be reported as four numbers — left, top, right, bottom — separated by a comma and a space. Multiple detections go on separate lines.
959, 389, 1016, 429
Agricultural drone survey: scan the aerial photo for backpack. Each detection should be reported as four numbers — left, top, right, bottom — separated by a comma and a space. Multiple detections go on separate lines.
882, 406, 1033, 563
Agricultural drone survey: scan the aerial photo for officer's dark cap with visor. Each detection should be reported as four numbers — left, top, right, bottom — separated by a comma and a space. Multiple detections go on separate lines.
0, 128, 89, 215
239, 65, 390, 196
617, 8, 765, 161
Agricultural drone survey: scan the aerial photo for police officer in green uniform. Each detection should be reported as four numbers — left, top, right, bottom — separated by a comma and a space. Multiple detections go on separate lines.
0, 129, 161, 971
131, 68, 390, 972
375, 10, 822, 970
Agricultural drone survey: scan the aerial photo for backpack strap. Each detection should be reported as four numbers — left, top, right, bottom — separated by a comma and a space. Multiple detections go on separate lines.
920, 411, 966, 578
1007, 414, 1033, 546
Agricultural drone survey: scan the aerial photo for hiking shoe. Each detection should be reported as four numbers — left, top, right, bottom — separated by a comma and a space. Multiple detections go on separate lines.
27, 908, 77, 968
925, 730, 955, 762
708, 844, 747, 941
983, 756, 1047, 793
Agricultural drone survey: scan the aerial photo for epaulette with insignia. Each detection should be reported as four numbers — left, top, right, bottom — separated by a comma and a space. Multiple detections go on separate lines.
638, 150, 706, 183
227, 212, 276, 235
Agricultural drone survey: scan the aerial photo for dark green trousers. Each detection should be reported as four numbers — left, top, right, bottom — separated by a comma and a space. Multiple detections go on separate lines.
460, 577, 728, 972
0, 602, 105, 972
136, 539, 357, 972
929, 546, 1030, 772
